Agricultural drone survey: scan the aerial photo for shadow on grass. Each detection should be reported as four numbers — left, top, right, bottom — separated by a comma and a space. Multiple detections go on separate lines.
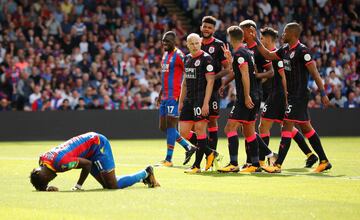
56, 186, 153, 193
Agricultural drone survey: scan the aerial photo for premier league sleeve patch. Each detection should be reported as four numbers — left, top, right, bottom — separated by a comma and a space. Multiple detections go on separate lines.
237, 57, 245, 64
278, 61, 284, 68
304, 54, 311, 61
206, 64, 214, 72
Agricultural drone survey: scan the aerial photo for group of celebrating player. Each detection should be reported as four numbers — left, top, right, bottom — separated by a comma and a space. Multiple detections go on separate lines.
157, 16, 332, 174
29, 16, 333, 192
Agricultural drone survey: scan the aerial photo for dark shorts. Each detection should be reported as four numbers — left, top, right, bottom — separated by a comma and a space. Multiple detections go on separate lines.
180, 100, 209, 123
261, 92, 286, 123
228, 98, 260, 124
284, 97, 310, 123
209, 92, 220, 118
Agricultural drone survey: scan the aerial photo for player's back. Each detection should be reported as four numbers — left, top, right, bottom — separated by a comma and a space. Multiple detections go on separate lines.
161, 48, 185, 100
40, 132, 101, 171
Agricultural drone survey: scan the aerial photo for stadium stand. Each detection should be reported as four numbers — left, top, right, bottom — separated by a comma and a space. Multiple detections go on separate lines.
0, 0, 359, 111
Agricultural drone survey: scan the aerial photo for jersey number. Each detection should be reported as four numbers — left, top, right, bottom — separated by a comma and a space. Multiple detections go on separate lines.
167, 106, 174, 114
262, 104, 268, 113
212, 101, 218, 110
286, 105, 293, 114
193, 107, 202, 116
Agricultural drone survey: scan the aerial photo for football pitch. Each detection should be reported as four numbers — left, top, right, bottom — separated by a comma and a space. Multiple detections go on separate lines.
0, 137, 359, 220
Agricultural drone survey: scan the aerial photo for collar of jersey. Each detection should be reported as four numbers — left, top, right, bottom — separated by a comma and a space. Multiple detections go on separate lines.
247, 41, 257, 49
191, 50, 204, 58
290, 40, 300, 50
234, 43, 245, 52
202, 37, 215, 45
40, 161, 56, 172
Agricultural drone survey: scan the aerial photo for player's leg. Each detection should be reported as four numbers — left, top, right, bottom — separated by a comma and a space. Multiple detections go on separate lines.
240, 122, 262, 173
291, 127, 318, 168
259, 119, 273, 146
298, 122, 332, 172
217, 120, 241, 172
267, 120, 294, 173
208, 117, 219, 150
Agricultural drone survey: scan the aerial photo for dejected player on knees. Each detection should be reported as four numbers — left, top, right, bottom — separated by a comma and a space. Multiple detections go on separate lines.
30, 132, 160, 191
200, 16, 231, 152
157, 31, 197, 167
217, 26, 273, 173
258, 27, 318, 168
253, 22, 332, 173
179, 33, 219, 173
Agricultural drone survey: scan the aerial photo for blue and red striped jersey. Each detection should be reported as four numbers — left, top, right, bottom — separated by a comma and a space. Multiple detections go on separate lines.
161, 47, 185, 100
39, 132, 101, 172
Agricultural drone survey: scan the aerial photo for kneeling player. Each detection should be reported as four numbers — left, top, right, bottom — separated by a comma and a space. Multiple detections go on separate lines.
30, 132, 160, 191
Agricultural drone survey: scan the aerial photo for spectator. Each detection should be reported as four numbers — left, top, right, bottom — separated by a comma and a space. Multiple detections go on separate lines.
330, 88, 347, 108
344, 92, 359, 108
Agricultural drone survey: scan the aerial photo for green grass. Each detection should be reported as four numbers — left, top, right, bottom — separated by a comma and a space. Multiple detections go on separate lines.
0, 137, 360, 220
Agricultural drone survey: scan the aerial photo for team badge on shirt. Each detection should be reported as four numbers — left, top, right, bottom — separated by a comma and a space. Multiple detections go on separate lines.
278, 61, 284, 68
195, 59, 200, 66
208, 46, 215, 54
290, 51, 295, 59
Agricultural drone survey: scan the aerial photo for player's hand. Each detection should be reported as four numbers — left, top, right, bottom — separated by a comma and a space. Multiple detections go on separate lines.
156, 96, 161, 108
46, 186, 59, 191
201, 103, 209, 116
219, 85, 225, 97
321, 95, 330, 108
245, 95, 254, 109
178, 101, 183, 112
221, 44, 233, 64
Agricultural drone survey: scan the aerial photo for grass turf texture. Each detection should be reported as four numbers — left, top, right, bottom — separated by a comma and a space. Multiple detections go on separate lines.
0, 137, 359, 220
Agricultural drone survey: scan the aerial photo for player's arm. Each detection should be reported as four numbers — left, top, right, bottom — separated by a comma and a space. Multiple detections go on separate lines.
306, 61, 330, 107
239, 62, 255, 109
203, 72, 215, 116
220, 43, 235, 88
156, 87, 162, 107
249, 29, 280, 61
72, 158, 92, 190
278, 67, 288, 105
255, 64, 274, 79
178, 76, 186, 112
215, 60, 231, 79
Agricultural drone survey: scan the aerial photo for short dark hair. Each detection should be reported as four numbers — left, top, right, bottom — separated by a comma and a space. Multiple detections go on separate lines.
163, 31, 176, 39
30, 168, 48, 191
260, 27, 278, 41
239, 20, 257, 29
286, 22, 302, 38
202, 16, 217, 26
227, 26, 244, 41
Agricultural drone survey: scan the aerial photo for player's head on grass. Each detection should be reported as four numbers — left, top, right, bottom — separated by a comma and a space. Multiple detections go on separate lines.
162, 31, 176, 52
227, 26, 244, 48
239, 20, 257, 43
30, 165, 57, 191
283, 22, 302, 44
186, 33, 202, 55
260, 27, 278, 48
201, 16, 216, 39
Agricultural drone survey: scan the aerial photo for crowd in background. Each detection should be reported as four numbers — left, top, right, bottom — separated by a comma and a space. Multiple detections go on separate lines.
0, 0, 359, 111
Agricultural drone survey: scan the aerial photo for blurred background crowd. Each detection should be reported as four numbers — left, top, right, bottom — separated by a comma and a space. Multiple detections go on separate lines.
0, 0, 359, 111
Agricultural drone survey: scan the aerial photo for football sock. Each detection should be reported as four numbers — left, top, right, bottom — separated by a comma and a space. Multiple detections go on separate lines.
193, 135, 208, 168
116, 170, 147, 189
305, 129, 328, 161
227, 131, 239, 166
275, 131, 292, 165
246, 134, 260, 167
208, 127, 218, 150
257, 133, 272, 161
165, 128, 176, 161
175, 130, 191, 151
260, 133, 270, 147
292, 128, 312, 156
187, 131, 198, 146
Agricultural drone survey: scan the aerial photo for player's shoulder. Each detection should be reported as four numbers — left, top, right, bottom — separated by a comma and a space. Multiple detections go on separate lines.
213, 37, 225, 45
175, 48, 185, 56
203, 51, 213, 59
